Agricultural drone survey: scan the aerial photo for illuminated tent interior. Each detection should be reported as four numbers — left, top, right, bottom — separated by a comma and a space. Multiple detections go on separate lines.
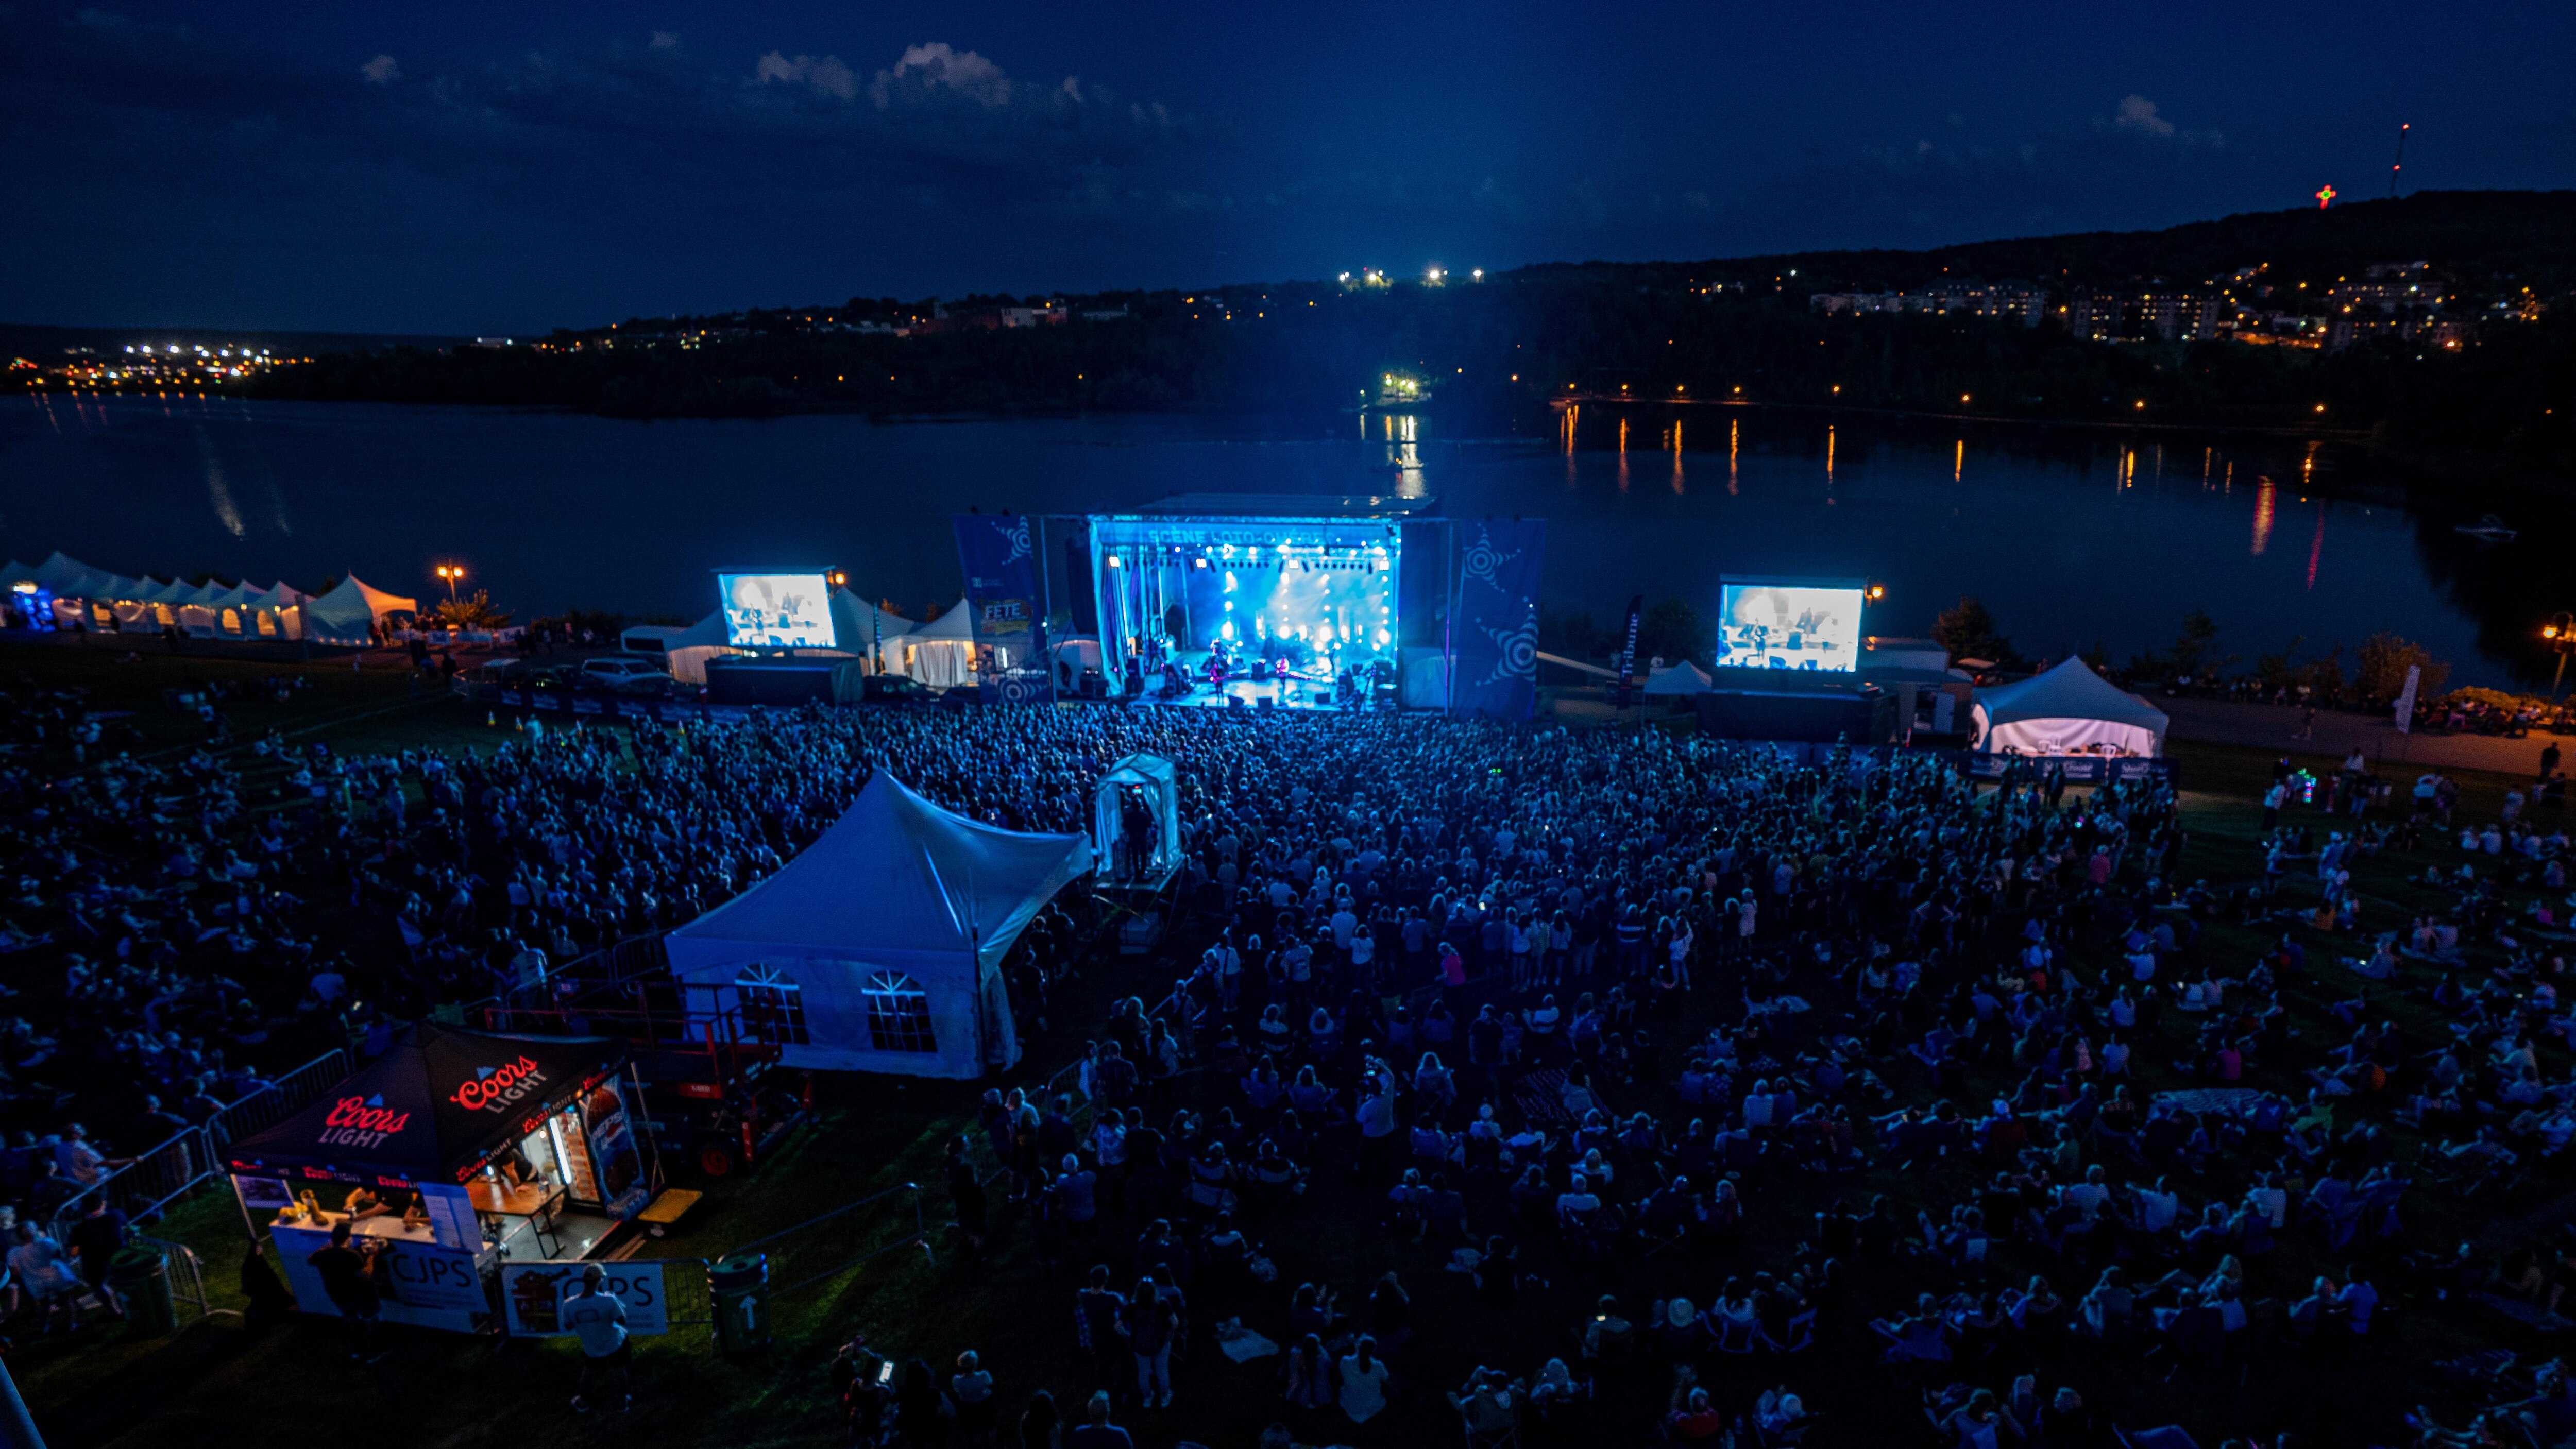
902, 599, 980, 688
1971, 657, 2170, 757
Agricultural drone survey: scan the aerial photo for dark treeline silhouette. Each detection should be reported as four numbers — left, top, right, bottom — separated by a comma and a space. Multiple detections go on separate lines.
243, 192, 2576, 482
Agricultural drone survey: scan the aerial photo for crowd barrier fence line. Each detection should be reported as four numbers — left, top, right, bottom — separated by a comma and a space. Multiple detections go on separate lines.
52, 1126, 222, 1243
202, 1048, 354, 1148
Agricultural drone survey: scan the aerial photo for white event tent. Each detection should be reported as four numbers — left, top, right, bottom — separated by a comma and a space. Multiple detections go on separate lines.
302, 575, 417, 644
829, 589, 914, 673
1093, 754, 1183, 888
665, 773, 1092, 1079
901, 599, 980, 688
620, 611, 736, 684
1970, 657, 2170, 758
1643, 660, 1715, 695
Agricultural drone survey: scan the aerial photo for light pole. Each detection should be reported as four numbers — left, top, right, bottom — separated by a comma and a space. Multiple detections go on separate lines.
2546, 612, 2575, 700
435, 563, 464, 604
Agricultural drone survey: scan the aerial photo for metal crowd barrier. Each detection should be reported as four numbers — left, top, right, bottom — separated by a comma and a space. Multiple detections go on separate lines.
52, 1128, 221, 1241
136, 1234, 228, 1327
203, 1048, 354, 1148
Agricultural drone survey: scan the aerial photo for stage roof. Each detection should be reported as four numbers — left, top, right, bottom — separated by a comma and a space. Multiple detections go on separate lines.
1130, 493, 1440, 519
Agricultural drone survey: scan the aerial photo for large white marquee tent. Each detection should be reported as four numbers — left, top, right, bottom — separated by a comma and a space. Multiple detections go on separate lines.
665, 773, 1091, 1079
1970, 657, 2170, 758
2, 552, 316, 639
301, 575, 417, 644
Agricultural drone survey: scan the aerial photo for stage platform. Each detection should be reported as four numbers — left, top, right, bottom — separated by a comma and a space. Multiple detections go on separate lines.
1152, 677, 1361, 710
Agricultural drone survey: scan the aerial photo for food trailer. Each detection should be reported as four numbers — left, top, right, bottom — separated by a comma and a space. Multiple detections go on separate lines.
225, 1024, 659, 1332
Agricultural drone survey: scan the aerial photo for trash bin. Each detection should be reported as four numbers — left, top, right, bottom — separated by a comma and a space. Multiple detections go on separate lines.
708, 1253, 770, 1356
110, 1245, 176, 1338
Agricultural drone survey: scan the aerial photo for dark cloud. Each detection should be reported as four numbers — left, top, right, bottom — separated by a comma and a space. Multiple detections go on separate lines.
3, 3, 2571, 331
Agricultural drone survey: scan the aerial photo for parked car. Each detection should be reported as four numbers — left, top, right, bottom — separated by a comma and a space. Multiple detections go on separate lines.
578, 655, 674, 696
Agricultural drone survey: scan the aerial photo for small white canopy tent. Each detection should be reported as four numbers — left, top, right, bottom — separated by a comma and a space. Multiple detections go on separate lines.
621, 611, 739, 685
666, 773, 1092, 1079
168, 579, 227, 635
97, 575, 159, 628
23, 554, 112, 629
829, 589, 914, 673
902, 599, 980, 688
266, 582, 310, 638
1643, 659, 1716, 695
1094, 754, 1183, 889
204, 581, 286, 638
29, 553, 109, 598
303, 574, 417, 644
1971, 657, 2170, 758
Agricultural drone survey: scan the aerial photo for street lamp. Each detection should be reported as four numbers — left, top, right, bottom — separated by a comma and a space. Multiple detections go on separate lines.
2546, 611, 2575, 699
434, 563, 464, 603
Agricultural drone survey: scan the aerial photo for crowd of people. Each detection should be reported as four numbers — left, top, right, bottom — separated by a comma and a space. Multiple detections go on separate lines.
7, 659, 2576, 1442
813, 705, 2567, 1447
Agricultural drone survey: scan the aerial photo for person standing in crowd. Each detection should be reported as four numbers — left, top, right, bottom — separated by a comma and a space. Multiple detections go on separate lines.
565, 1263, 632, 1412
64, 1196, 129, 1323
1121, 1275, 1179, 1409
306, 1220, 386, 1362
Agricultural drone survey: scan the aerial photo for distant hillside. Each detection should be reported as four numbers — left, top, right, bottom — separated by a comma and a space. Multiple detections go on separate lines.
195, 191, 2576, 485
1597, 189, 2576, 292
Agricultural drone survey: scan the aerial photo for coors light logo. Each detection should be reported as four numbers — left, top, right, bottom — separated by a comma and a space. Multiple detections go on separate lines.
451, 1055, 549, 1113
320, 1095, 412, 1149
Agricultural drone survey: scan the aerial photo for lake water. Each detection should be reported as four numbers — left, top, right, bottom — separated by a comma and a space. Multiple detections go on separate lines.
2, 391, 2538, 686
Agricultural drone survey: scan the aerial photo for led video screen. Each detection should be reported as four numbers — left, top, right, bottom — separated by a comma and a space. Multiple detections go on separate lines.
1716, 578, 1863, 672
717, 572, 837, 650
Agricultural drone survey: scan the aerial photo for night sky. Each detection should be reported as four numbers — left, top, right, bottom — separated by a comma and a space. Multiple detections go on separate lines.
6, 1, 2571, 335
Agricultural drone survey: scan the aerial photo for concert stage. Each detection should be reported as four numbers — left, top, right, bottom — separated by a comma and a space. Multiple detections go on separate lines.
954, 497, 1548, 718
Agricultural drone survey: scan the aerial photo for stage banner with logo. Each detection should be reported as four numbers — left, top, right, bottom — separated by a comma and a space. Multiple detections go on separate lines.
1447, 520, 1548, 719
501, 1261, 670, 1337
952, 514, 1047, 701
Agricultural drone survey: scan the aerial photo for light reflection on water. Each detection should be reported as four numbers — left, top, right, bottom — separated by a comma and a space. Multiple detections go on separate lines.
0, 393, 2540, 686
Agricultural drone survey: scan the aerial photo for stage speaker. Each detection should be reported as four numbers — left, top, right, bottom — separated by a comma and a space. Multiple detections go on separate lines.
1255, 695, 1275, 709
1066, 537, 1098, 632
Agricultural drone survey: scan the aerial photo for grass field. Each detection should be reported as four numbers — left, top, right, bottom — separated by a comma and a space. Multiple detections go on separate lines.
8, 648, 2572, 1448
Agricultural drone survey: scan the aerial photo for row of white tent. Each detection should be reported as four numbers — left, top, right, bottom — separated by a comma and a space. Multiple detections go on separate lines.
1, 551, 417, 645
620, 590, 984, 687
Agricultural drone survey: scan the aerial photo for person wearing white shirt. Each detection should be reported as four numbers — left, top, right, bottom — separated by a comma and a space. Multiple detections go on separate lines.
2134, 1178, 2181, 1234
564, 1264, 632, 1412
1337, 1337, 1393, 1423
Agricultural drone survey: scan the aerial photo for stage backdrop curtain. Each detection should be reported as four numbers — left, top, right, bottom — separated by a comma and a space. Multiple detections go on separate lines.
1446, 520, 1547, 720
